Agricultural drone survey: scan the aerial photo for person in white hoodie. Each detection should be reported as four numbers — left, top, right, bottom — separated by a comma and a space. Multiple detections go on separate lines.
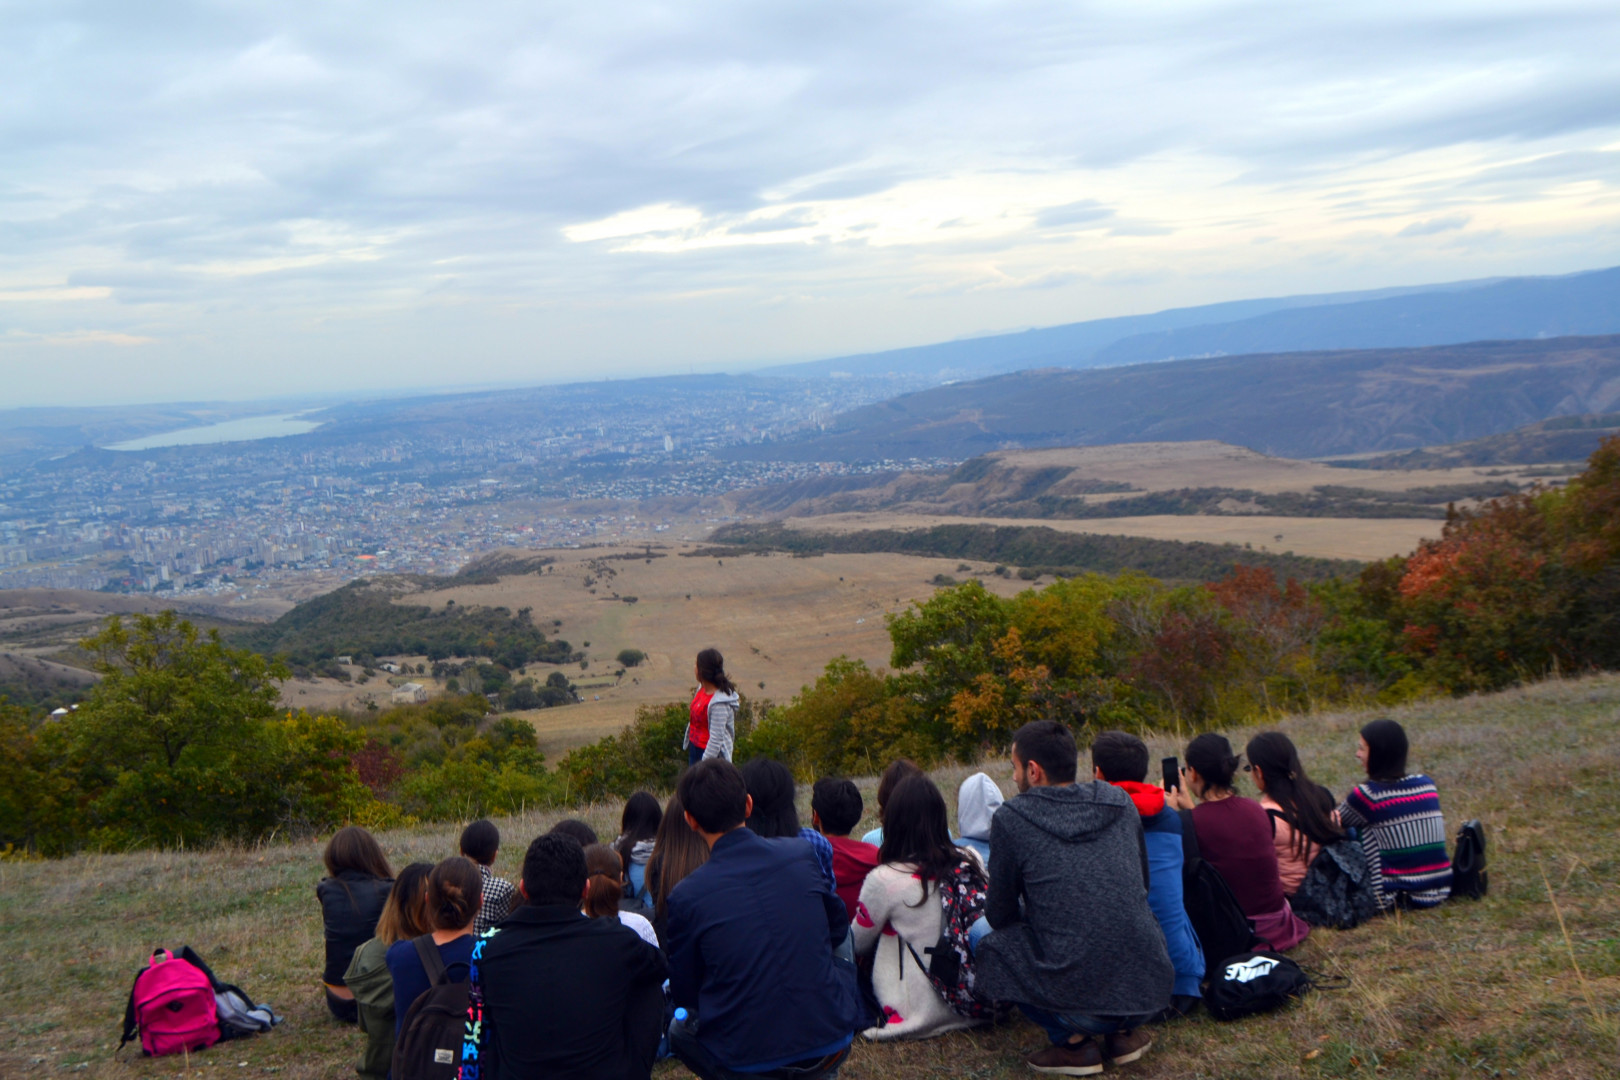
682, 647, 739, 765
955, 772, 1004, 864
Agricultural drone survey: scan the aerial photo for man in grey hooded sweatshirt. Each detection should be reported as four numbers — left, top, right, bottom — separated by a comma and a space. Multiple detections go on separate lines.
976, 720, 1174, 1076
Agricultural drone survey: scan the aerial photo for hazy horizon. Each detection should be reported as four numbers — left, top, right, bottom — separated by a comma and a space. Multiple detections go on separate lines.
5, 0, 1619, 407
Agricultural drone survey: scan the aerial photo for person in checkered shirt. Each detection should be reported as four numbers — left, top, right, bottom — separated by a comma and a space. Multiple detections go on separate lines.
461, 819, 517, 934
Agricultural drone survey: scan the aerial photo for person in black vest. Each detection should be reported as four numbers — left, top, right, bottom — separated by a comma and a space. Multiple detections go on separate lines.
976, 721, 1174, 1075
665, 759, 862, 1080
477, 833, 668, 1080
316, 826, 394, 1023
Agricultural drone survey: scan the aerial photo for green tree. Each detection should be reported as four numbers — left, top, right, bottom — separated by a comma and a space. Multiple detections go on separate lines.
57, 612, 381, 849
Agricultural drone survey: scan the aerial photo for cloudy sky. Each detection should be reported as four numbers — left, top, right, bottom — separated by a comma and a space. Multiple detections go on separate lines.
3, 0, 1619, 406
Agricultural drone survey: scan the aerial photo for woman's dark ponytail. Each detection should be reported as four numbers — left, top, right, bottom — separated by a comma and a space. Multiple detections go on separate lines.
426, 856, 482, 931
1185, 733, 1240, 792
696, 648, 736, 694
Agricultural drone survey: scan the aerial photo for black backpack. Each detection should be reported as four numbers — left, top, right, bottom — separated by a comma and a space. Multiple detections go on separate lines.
1291, 836, 1379, 930
1178, 810, 1260, 973
1450, 820, 1488, 901
391, 937, 471, 1080
1203, 951, 1315, 1021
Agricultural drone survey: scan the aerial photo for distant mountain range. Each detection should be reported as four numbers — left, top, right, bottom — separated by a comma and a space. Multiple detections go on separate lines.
759, 265, 1620, 381
729, 335, 1620, 461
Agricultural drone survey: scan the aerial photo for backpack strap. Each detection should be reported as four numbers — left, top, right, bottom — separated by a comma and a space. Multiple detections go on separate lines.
1265, 809, 1287, 838
412, 935, 449, 987
1178, 808, 1202, 863
178, 945, 224, 991
118, 971, 143, 1050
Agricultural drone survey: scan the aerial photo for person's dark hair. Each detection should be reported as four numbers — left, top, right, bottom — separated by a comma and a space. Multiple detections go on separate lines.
1185, 733, 1240, 793
459, 819, 500, 866
679, 758, 749, 834
742, 757, 800, 838
811, 777, 863, 836
1360, 718, 1410, 782
521, 833, 589, 908
548, 819, 599, 847
876, 759, 923, 819
1091, 730, 1150, 784
1013, 720, 1079, 784
878, 775, 984, 903
1245, 731, 1345, 855
323, 825, 393, 881
696, 647, 736, 694
375, 862, 433, 945
614, 791, 663, 868
646, 793, 710, 928
582, 844, 626, 919
426, 856, 482, 931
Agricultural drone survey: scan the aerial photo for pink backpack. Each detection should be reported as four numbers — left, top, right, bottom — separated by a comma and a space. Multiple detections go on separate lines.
119, 948, 220, 1057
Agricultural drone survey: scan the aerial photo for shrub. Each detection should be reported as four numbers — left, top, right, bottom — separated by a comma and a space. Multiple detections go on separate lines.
617, 648, 647, 668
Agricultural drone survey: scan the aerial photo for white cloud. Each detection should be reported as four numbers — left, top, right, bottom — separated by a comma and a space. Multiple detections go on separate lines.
0, 0, 1617, 404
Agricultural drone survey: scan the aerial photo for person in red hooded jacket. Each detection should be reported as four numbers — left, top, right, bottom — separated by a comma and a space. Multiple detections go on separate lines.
1091, 731, 1205, 1016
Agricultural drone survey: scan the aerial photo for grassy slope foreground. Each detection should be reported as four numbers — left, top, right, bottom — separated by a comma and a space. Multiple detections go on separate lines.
2, 677, 1618, 1080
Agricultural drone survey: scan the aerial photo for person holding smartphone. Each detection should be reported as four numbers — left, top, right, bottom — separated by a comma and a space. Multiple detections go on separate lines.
1168, 733, 1309, 952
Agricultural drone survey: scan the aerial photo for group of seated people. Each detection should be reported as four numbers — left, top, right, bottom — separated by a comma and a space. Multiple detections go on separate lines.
315, 715, 1452, 1079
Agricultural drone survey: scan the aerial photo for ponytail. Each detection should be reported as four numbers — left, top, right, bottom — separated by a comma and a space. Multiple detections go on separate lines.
426, 856, 482, 931
581, 844, 625, 920
1185, 733, 1240, 793
696, 648, 736, 695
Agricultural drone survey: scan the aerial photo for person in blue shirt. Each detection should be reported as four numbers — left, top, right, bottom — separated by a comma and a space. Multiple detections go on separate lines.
665, 759, 862, 1080
384, 856, 480, 1037
1091, 730, 1204, 1017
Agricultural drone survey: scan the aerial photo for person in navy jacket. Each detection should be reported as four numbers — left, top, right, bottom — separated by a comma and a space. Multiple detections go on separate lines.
665, 759, 862, 1080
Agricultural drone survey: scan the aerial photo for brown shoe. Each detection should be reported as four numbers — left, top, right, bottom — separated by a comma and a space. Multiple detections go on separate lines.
1026, 1038, 1104, 1076
1103, 1029, 1153, 1066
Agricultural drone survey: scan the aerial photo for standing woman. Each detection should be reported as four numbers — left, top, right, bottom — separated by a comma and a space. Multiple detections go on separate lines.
1245, 732, 1344, 896
316, 826, 395, 1023
1337, 719, 1452, 910
683, 647, 740, 765
1170, 733, 1310, 951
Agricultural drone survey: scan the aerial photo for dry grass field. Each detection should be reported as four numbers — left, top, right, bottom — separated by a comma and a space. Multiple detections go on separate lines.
408, 547, 1031, 757
3, 674, 1617, 1079
980, 442, 1553, 498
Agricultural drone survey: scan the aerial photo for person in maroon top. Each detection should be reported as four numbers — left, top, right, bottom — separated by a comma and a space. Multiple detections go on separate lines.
811, 777, 880, 918
1169, 733, 1309, 951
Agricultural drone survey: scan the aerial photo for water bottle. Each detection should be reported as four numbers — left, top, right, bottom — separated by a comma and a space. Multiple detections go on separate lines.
673, 1008, 689, 1023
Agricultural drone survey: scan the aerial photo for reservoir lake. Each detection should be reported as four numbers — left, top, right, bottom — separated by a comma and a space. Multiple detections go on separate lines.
107, 413, 324, 451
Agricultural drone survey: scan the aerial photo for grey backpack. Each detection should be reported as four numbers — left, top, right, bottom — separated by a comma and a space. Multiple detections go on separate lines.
1291, 836, 1378, 930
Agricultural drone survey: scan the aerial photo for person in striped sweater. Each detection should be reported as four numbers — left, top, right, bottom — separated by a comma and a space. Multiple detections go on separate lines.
1337, 719, 1452, 910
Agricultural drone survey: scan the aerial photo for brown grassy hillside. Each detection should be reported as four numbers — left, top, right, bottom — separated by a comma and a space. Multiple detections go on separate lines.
3, 674, 1616, 1079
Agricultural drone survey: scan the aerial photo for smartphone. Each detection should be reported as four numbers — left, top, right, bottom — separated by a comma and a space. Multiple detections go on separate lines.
1161, 756, 1179, 793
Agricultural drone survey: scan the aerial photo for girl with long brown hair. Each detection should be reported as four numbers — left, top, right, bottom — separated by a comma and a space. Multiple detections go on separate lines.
582, 844, 660, 946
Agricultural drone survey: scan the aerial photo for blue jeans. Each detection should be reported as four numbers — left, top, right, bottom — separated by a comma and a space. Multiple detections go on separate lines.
669, 1018, 849, 1080
1018, 1004, 1156, 1045
689, 743, 705, 766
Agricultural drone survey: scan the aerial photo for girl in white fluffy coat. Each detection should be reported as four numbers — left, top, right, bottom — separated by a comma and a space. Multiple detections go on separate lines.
851, 774, 989, 1041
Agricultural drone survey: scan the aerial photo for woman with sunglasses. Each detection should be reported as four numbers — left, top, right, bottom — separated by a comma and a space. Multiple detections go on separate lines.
1168, 733, 1309, 951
